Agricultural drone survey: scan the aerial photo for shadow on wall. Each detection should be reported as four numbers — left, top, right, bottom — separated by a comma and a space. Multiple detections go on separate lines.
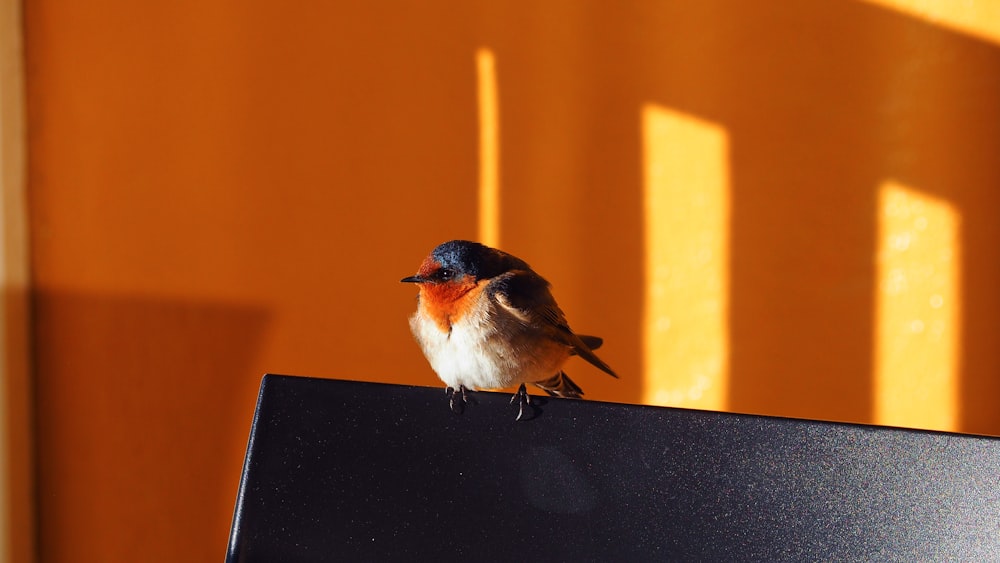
32, 290, 270, 562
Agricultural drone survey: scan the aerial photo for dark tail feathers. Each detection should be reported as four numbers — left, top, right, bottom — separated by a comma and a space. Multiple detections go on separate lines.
533, 371, 584, 398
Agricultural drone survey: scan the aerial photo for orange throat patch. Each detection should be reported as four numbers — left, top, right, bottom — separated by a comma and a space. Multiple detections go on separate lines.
418, 279, 489, 333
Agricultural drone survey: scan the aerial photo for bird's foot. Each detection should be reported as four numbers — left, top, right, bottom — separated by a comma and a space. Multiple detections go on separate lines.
510, 383, 532, 421
446, 385, 470, 414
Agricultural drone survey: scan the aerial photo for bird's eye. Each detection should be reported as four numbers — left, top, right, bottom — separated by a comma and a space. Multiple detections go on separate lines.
437, 268, 455, 281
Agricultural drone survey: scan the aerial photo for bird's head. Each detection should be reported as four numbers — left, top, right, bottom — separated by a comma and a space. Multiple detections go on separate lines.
401, 240, 528, 287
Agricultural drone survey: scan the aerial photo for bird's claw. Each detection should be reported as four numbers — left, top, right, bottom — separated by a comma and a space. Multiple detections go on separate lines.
446, 385, 470, 414
510, 383, 532, 421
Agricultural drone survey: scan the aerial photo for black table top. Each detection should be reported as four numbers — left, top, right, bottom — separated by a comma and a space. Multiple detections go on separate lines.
227, 374, 1000, 562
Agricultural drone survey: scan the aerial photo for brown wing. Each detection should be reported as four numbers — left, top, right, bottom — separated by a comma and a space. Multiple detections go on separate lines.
490, 270, 618, 378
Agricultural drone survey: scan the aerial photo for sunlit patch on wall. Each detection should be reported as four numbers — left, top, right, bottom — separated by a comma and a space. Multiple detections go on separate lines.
875, 181, 960, 431
476, 48, 500, 248
859, 0, 1000, 46
641, 104, 730, 411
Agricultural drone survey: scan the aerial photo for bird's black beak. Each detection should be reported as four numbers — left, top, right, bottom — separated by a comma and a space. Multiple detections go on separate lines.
400, 275, 425, 283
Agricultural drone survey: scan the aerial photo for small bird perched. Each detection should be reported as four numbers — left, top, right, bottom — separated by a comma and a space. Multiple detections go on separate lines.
401, 240, 617, 420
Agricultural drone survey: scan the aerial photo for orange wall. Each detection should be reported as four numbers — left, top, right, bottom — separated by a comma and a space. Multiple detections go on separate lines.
24, 1, 1000, 561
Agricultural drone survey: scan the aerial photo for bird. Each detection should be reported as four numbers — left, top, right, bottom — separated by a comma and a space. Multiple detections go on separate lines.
401, 240, 617, 420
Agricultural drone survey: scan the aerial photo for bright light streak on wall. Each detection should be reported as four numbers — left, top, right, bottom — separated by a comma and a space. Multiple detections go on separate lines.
642, 104, 730, 411
875, 182, 960, 431
476, 48, 500, 248
860, 0, 1000, 46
